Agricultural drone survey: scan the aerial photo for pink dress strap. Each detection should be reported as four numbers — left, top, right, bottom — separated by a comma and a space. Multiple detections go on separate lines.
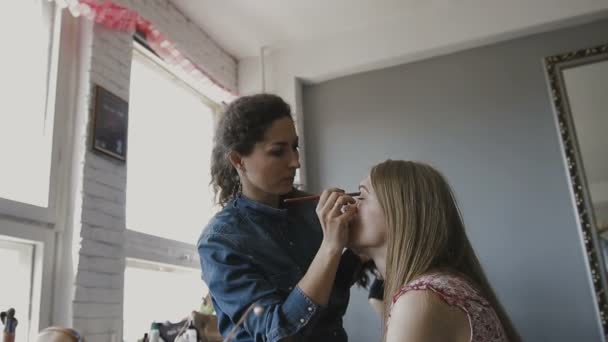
391, 273, 508, 342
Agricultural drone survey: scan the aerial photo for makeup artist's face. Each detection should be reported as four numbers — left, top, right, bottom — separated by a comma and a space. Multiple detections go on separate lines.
240, 117, 300, 197
348, 175, 387, 250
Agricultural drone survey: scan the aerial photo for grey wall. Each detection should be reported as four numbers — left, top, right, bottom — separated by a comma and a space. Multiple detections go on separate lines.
597, 202, 608, 228
303, 19, 608, 342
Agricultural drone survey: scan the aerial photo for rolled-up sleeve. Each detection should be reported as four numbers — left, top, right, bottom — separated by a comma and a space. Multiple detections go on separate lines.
199, 231, 323, 342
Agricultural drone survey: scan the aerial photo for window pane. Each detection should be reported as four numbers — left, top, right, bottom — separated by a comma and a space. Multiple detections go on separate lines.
0, 238, 34, 342
0, 0, 54, 207
126, 52, 217, 244
123, 260, 207, 342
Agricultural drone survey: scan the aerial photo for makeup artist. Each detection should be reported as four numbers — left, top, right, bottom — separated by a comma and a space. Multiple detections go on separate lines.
197, 94, 364, 342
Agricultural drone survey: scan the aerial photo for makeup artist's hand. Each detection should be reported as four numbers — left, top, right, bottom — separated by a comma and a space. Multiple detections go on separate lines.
316, 188, 357, 254
297, 189, 358, 307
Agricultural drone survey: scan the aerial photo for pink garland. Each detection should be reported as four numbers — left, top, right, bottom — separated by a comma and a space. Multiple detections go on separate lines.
52, 0, 237, 99
56, 0, 138, 31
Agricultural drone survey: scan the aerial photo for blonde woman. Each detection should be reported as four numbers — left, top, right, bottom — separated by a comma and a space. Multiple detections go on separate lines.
317, 160, 520, 342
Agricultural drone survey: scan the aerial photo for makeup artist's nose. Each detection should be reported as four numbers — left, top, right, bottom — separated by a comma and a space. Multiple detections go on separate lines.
288, 150, 301, 168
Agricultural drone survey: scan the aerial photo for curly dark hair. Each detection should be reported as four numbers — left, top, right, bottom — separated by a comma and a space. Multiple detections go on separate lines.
210, 94, 293, 206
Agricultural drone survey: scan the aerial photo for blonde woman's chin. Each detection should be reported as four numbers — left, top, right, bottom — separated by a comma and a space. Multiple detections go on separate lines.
347, 221, 365, 244
346, 233, 367, 253
350, 248, 371, 262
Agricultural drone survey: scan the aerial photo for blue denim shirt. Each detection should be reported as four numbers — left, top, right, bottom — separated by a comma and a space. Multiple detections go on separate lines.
197, 193, 361, 342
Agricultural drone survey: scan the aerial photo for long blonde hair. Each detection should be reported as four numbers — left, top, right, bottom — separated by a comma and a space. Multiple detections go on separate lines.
371, 160, 520, 341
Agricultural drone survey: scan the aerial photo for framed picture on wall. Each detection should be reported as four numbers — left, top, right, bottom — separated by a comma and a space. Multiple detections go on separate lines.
92, 85, 129, 161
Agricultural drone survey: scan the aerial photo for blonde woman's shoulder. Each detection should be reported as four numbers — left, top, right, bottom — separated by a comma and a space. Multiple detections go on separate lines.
386, 288, 471, 342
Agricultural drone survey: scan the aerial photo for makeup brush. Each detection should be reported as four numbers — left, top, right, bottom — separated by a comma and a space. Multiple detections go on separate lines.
283, 192, 360, 204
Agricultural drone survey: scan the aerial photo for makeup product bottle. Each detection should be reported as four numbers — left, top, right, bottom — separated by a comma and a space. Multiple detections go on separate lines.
149, 323, 162, 342
1, 308, 17, 342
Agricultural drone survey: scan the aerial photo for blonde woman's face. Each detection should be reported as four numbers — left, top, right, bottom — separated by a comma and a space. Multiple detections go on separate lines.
348, 175, 387, 250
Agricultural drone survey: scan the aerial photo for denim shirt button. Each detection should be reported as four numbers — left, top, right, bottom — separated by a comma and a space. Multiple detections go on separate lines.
307, 306, 313, 312
300, 318, 305, 324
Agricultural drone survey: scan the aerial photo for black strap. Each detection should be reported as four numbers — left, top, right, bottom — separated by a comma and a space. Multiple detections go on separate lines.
368, 278, 385, 300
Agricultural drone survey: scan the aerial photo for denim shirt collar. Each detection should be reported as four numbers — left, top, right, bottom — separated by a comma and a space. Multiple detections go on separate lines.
235, 194, 289, 219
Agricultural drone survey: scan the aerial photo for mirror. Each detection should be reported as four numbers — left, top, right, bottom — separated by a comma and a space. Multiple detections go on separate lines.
563, 60, 608, 233
545, 43, 608, 336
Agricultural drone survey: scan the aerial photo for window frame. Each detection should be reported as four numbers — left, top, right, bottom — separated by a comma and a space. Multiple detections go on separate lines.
0, 4, 78, 341
0, 217, 55, 342
0, 2, 68, 227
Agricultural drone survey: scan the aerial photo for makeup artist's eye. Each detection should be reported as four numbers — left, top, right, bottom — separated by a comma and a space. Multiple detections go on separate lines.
270, 149, 284, 157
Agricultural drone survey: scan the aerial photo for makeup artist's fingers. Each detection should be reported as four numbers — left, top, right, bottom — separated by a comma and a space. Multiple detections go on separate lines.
330, 195, 356, 217
338, 204, 358, 222
320, 192, 342, 220
317, 188, 345, 211
317, 189, 342, 215
324, 192, 354, 220
321, 200, 357, 251
316, 190, 329, 215
316, 190, 331, 220
317, 193, 345, 235
317, 190, 330, 209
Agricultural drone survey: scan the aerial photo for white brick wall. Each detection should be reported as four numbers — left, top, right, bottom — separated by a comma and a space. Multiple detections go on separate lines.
115, 0, 237, 95
68, 2, 231, 340
71, 21, 131, 342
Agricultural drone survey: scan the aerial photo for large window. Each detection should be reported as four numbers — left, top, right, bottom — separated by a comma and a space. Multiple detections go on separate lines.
0, 0, 57, 208
124, 45, 218, 339
123, 259, 207, 342
126, 48, 217, 244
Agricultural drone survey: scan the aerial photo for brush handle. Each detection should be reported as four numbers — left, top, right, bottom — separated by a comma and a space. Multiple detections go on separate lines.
283, 192, 360, 204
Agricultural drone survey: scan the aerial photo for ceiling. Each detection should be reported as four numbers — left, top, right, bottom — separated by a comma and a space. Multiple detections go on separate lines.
170, 0, 430, 58
170, 0, 608, 60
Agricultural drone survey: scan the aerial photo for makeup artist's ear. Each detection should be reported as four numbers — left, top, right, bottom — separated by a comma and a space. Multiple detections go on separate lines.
228, 151, 246, 173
